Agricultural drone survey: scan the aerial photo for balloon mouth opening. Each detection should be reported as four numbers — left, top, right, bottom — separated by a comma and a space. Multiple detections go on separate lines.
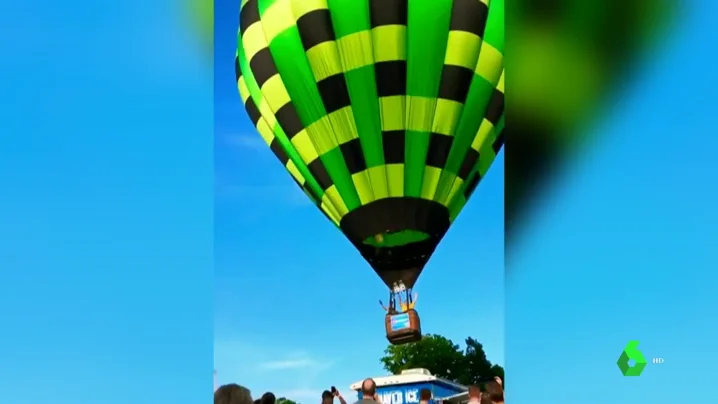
364, 230, 430, 248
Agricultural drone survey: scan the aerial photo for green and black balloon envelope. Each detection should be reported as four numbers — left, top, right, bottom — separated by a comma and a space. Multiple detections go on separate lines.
234, 0, 504, 289
506, 0, 675, 238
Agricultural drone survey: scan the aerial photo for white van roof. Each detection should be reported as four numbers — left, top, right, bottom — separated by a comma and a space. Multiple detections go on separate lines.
349, 369, 466, 392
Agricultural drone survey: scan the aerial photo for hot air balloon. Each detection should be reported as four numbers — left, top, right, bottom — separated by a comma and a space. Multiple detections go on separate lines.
235, 0, 503, 344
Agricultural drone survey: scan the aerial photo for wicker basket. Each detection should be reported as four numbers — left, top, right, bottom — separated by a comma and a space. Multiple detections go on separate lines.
385, 309, 422, 344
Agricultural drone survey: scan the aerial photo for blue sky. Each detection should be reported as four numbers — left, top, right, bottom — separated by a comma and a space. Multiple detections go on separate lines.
0, 1, 213, 403
213, 0, 503, 398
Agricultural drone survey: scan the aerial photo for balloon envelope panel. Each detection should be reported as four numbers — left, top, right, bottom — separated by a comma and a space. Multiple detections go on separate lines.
235, 0, 503, 287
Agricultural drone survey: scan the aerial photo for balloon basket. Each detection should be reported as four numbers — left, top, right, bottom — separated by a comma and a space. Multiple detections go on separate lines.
385, 309, 422, 345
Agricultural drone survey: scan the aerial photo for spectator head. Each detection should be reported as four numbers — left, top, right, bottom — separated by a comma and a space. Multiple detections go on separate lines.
322, 390, 333, 404
419, 388, 432, 402
214, 383, 253, 404
261, 392, 276, 404
467, 385, 481, 400
484, 381, 504, 404
361, 378, 377, 398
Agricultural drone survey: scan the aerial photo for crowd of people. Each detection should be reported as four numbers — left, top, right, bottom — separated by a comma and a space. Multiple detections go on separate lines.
214, 377, 504, 404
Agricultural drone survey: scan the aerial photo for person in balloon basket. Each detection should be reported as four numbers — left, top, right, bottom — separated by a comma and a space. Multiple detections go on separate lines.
379, 290, 418, 313
323, 386, 348, 404
398, 291, 418, 312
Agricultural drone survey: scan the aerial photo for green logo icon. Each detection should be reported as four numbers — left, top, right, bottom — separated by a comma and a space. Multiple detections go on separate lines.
617, 340, 648, 376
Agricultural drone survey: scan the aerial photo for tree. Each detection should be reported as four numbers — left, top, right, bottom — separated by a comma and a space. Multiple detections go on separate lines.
380, 334, 504, 386
462, 337, 499, 385
277, 398, 297, 404
381, 334, 468, 381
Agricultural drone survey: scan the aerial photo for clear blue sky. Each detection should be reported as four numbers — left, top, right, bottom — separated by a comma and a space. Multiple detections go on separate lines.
213, 0, 503, 398
1, 1, 717, 404
0, 0, 213, 403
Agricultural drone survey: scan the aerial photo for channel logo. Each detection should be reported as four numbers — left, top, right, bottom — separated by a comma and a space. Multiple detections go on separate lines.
616, 340, 648, 376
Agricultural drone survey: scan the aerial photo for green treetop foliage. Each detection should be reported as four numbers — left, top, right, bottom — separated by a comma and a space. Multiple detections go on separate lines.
380, 334, 504, 386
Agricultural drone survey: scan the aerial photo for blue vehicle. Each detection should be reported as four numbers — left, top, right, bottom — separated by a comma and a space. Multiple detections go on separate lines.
350, 369, 468, 404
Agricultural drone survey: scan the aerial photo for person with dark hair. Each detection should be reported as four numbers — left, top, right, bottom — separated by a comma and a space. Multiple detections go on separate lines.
354, 378, 379, 404
467, 385, 481, 404
322, 388, 347, 404
322, 386, 347, 404
214, 383, 253, 404
261, 392, 276, 404
483, 380, 504, 404
419, 388, 432, 404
